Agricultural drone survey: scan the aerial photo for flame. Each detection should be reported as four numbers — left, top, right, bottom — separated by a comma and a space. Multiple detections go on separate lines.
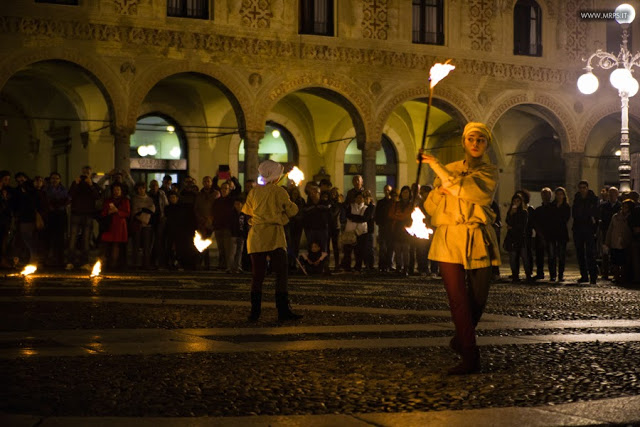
90, 260, 102, 277
193, 231, 213, 252
405, 208, 434, 240
20, 265, 37, 276
429, 61, 455, 89
288, 166, 305, 186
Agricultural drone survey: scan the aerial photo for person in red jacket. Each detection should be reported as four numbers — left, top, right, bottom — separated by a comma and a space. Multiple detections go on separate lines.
100, 182, 130, 270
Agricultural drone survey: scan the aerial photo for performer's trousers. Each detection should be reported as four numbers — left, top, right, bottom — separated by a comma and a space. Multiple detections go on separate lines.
250, 248, 288, 293
439, 262, 492, 349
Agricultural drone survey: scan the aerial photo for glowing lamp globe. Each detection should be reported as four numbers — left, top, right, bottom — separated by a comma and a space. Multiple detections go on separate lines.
137, 145, 149, 157
578, 72, 599, 94
622, 76, 640, 97
146, 145, 157, 156
610, 68, 633, 89
615, 3, 636, 25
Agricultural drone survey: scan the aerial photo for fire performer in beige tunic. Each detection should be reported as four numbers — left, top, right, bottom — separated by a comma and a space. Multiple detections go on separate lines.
242, 160, 303, 322
420, 122, 501, 375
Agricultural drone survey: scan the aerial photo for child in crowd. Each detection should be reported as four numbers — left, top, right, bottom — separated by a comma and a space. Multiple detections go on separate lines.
299, 241, 328, 275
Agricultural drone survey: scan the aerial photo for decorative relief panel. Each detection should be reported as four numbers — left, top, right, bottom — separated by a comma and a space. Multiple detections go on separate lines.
0, 16, 571, 85
563, 0, 589, 61
113, 0, 139, 15
469, 0, 493, 51
240, 0, 273, 29
362, 0, 388, 40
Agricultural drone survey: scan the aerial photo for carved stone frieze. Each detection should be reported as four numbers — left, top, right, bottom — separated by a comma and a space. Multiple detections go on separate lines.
113, 0, 139, 15
362, 0, 388, 40
0, 16, 572, 85
469, 0, 493, 51
240, 0, 273, 29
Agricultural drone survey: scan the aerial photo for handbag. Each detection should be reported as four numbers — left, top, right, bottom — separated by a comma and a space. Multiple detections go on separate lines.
340, 230, 357, 246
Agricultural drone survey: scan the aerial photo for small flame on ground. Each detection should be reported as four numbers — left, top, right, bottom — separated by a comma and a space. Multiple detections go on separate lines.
405, 208, 434, 240
20, 265, 37, 276
429, 61, 455, 89
194, 231, 213, 252
90, 260, 102, 277
288, 166, 305, 186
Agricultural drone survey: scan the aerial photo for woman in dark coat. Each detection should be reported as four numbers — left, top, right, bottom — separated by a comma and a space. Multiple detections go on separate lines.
505, 193, 531, 282
548, 187, 571, 282
388, 185, 413, 276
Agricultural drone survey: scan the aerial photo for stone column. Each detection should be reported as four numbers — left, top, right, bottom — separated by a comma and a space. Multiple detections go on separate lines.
244, 131, 262, 183
563, 152, 584, 195
113, 126, 133, 173
362, 143, 379, 199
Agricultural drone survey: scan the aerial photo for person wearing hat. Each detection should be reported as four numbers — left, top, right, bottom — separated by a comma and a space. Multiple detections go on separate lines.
420, 121, 500, 375
242, 159, 303, 322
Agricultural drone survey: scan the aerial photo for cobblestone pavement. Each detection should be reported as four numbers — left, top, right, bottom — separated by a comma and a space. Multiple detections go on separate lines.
1, 266, 640, 426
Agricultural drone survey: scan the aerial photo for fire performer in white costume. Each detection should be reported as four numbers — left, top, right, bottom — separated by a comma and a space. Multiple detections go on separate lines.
242, 160, 303, 322
420, 122, 501, 375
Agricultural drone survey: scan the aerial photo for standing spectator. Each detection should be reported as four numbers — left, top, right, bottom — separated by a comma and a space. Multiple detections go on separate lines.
628, 192, 640, 283
130, 182, 156, 269
361, 189, 376, 271
516, 189, 535, 276
211, 182, 236, 272
32, 176, 48, 264
342, 192, 369, 272
533, 187, 553, 280
178, 178, 198, 269
572, 180, 600, 284
194, 176, 219, 270
490, 199, 501, 281
389, 186, 413, 276
68, 168, 101, 270
45, 172, 69, 268
12, 173, 42, 265
100, 182, 130, 271
0, 171, 12, 269
605, 199, 634, 283
548, 187, 571, 283
230, 198, 249, 273
98, 169, 134, 199
319, 179, 332, 195
302, 185, 331, 271
287, 187, 306, 271
161, 175, 173, 194
164, 191, 190, 269
242, 159, 302, 322
328, 187, 343, 271
345, 175, 365, 205
148, 180, 168, 269
599, 187, 621, 280
504, 193, 531, 283
375, 184, 394, 272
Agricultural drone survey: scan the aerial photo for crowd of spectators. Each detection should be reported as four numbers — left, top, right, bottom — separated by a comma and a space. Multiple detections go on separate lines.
0, 166, 638, 285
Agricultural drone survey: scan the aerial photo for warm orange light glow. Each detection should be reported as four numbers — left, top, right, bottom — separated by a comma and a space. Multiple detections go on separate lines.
194, 231, 213, 252
20, 265, 37, 276
429, 61, 455, 89
405, 208, 434, 240
288, 166, 305, 186
90, 260, 102, 277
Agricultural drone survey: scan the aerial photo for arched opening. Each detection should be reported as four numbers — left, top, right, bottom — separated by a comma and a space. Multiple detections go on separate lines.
130, 114, 188, 185
0, 60, 113, 184
238, 122, 299, 184
343, 135, 398, 199
591, 114, 640, 190
521, 136, 564, 190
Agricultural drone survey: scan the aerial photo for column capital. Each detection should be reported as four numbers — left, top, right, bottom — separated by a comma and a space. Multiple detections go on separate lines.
243, 130, 264, 147
364, 141, 381, 154
112, 125, 135, 140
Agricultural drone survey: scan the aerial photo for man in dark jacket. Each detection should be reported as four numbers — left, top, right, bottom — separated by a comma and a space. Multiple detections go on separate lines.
599, 187, 620, 280
533, 187, 554, 280
302, 186, 331, 272
68, 167, 101, 269
375, 185, 393, 272
572, 180, 600, 284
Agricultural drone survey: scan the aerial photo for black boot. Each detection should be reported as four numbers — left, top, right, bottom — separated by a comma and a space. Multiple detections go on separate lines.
248, 291, 262, 322
447, 346, 480, 375
275, 292, 303, 321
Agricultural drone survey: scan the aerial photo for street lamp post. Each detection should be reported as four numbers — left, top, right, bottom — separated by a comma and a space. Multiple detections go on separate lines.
577, 3, 639, 192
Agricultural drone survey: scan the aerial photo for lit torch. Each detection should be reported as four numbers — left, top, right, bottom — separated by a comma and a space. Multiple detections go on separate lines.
408, 60, 455, 239
90, 260, 102, 277
405, 208, 433, 240
193, 231, 213, 253
20, 265, 37, 276
287, 166, 305, 186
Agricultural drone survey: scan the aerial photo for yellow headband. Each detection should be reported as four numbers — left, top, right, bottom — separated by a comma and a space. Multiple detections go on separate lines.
462, 122, 492, 145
